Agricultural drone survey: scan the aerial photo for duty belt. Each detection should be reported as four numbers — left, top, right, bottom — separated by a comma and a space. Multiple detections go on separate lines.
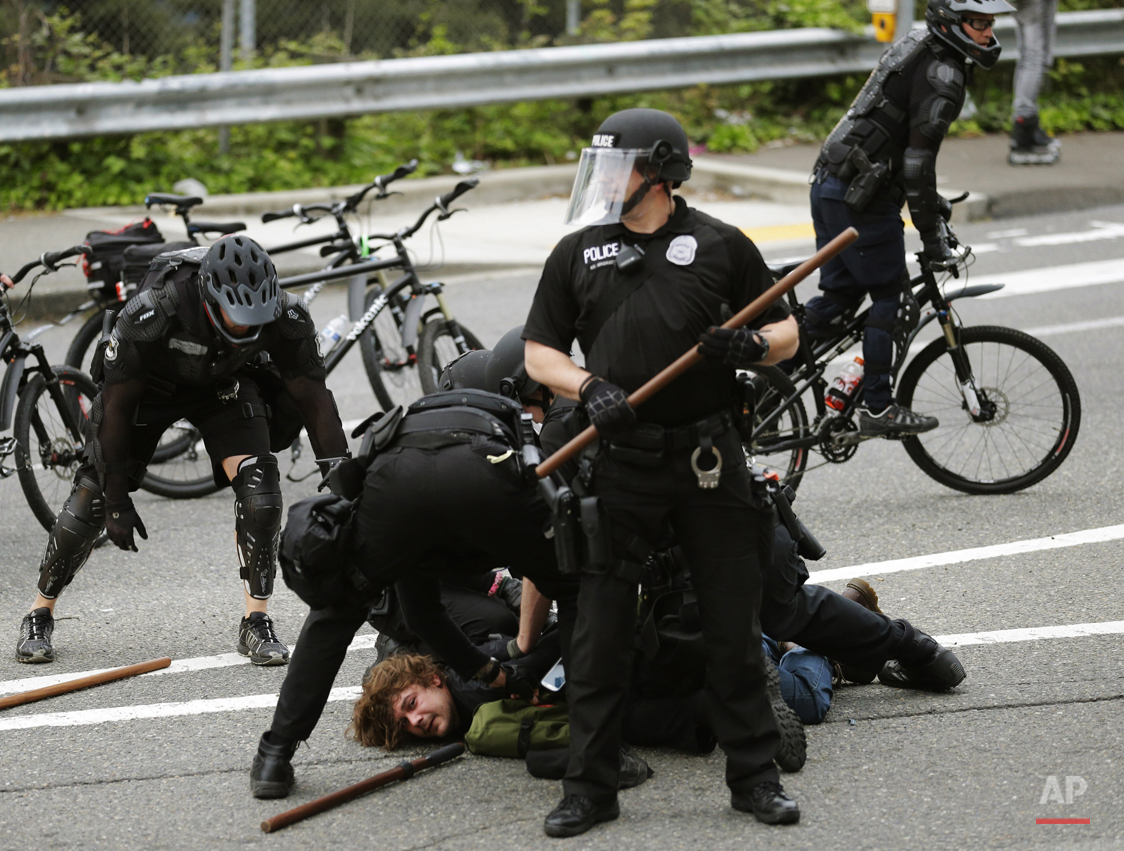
390, 408, 516, 450
607, 410, 732, 489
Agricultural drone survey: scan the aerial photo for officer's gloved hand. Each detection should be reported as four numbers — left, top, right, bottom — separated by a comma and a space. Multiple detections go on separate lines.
579, 376, 637, 439
500, 663, 537, 701
922, 230, 958, 270
104, 498, 148, 552
697, 326, 769, 368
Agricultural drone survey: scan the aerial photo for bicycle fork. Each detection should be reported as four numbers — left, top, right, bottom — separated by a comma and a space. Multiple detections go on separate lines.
935, 312, 993, 422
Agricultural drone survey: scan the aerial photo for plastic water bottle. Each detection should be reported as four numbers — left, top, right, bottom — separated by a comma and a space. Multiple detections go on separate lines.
317, 315, 349, 354
825, 357, 864, 411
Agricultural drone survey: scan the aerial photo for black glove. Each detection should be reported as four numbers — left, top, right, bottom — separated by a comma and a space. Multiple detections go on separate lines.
579, 376, 637, 439
500, 663, 537, 701
104, 498, 148, 552
921, 231, 957, 269
492, 574, 522, 614
697, 326, 769, 367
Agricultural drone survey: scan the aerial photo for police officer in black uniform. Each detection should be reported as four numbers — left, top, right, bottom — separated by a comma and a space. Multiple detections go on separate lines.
523, 108, 804, 834
808, 0, 1014, 437
15, 236, 349, 666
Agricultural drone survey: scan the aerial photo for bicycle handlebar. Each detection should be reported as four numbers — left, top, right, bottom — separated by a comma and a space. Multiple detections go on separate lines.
10, 244, 91, 284
345, 159, 419, 210
436, 178, 479, 214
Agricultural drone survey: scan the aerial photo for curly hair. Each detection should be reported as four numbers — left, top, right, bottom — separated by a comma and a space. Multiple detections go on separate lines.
349, 654, 447, 750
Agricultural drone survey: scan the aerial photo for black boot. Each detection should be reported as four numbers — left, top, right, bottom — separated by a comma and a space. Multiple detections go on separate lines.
250, 731, 297, 799
766, 662, 807, 773
880, 621, 966, 691
731, 780, 800, 825
543, 795, 620, 837
617, 745, 654, 789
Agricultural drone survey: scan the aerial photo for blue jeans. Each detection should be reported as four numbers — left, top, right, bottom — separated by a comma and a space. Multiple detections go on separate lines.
763, 635, 834, 724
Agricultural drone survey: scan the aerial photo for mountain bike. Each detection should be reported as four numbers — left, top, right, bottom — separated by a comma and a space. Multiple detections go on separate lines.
143, 178, 486, 499
258, 160, 483, 408
0, 245, 100, 531
743, 207, 1081, 495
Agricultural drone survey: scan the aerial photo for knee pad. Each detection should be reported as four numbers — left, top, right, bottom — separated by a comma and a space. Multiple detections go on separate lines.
38, 477, 105, 599
232, 455, 283, 600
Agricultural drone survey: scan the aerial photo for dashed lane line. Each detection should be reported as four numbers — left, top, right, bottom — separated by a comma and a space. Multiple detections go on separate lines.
2, 621, 1123, 732
807, 524, 1124, 585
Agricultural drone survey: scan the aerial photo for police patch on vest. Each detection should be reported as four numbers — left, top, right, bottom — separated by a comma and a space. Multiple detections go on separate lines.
666, 235, 698, 266
104, 335, 119, 361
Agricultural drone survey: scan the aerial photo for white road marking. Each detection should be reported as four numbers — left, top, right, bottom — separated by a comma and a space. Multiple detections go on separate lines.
5, 618, 1124, 732
1013, 220, 1124, 247
1023, 315, 1124, 338
0, 635, 378, 698
935, 621, 1124, 648
0, 686, 362, 732
986, 228, 1029, 239
970, 258, 1124, 299
808, 524, 1124, 584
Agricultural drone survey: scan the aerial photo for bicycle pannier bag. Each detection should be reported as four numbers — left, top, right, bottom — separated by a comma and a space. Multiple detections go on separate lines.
83, 219, 164, 302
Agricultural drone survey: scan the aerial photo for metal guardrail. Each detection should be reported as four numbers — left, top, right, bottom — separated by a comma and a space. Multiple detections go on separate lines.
1, 9, 1122, 143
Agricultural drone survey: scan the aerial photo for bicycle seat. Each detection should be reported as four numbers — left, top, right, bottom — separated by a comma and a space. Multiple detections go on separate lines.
188, 221, 246, 237
769, 262, 801, 282
145, 193, 204, 210
123, 241, 196, 263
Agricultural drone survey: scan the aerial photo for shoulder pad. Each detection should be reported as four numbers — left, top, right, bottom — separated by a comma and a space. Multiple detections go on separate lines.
115, 289, 171, 343
926, 57, 965, 99
274, 292, 316, 339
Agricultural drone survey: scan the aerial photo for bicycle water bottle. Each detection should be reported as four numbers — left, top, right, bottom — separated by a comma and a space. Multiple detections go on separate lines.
825, 357, 864, 411
317, 315, 349, 355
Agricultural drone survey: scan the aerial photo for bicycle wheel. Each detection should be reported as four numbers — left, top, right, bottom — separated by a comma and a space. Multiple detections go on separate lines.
139, 420, 222, 498
896, 325, 1081, 494
14, 367, 96, 532
358, 285, 426, 410
740, 366, 810, 491
417, 317, 485, 395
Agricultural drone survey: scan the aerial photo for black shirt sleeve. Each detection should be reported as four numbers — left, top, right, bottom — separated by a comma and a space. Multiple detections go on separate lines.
523, 236, 581, 353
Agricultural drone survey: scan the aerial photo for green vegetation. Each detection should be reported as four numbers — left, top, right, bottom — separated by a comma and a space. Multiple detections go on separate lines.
1, 2, 1123, 210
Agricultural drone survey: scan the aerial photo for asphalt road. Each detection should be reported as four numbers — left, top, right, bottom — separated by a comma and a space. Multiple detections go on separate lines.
0, 202, 1122, 850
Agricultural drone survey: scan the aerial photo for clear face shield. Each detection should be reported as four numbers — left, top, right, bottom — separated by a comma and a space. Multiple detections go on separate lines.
563, 147, 647, 228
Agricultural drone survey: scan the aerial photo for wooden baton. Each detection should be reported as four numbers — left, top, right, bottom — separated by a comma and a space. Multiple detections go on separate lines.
0, 656, 172, 710
261, 741, 466, 834
534, 226, 860, 479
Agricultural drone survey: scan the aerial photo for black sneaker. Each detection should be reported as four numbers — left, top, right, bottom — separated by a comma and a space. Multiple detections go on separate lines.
238, 613, 289, 666
857, 403, 938, 438
879, 644, 966, 692
731, 780, 800, 825
766, 662, 807, 773
543, 794, 620, 838
16, 607, 55, 664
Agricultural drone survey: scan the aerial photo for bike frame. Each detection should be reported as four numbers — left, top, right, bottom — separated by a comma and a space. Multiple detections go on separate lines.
751, 252, 1006, 455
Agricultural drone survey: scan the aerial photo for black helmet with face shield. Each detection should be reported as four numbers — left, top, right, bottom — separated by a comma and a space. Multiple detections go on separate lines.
564, 108, 693, 228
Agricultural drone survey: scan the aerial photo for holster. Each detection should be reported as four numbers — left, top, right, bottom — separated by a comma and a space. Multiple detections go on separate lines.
841, 147, 889, 213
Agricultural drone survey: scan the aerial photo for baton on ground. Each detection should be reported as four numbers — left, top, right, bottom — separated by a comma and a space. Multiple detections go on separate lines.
534, 226, 860, 479
261, 742, 466, 833
0, 656, 172, 710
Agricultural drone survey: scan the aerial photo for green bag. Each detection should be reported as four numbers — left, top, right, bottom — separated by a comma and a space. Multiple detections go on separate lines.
465, 699, 570, 758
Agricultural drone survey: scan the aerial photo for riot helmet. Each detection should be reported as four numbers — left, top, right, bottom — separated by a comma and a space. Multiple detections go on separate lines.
438, 349, 494, 392
564, 108, 693, 228
485, 325, 542, 402
200, 235, 281, 346
926, 0, 1015, 69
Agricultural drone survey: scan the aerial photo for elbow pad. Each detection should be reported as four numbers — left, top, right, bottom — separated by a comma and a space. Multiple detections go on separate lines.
902, 148, 942, 238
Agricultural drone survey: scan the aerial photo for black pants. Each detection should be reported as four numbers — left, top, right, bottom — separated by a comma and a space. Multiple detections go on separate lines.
565, 428, 780, 803
762, 524, 910, 670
